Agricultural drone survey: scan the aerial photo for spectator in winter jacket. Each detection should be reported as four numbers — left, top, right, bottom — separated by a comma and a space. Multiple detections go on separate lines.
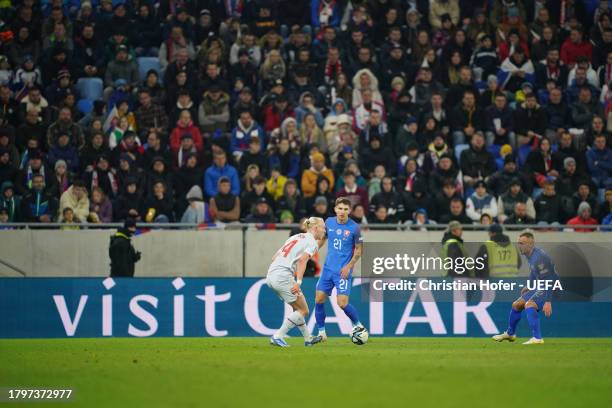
514, 93, 548, 146
20, 173, 58, 223
571, 87, 600, 130
169, 110, 203, 155
369, 176, 405, 223
466, 180, 498, 222
485, 93, 516, 147
544, 88, 571, 138
535, 179, 562, 225
567, 201, 599, 232
449, 90, 485, 146
141, 181, 175, 222
336, 170, 369, 211
263, 94, 295, 133
504, 201, 536, 227
301, 152, 335, 198
360, 134, 395, 177
0, 181, 21, 222
460, 132, 496, 188
48, 132, 79, 173
104, 44, 140, 91
58, 179, 89, 222
268, 138, 300, 180
561, 28, 593, 68
497, 178, 536, 224
231, 110, 265, 161
204, 150, 240, 199
198, 86, 230, 135
587, 134, 612, 189
134, 90, 169, 137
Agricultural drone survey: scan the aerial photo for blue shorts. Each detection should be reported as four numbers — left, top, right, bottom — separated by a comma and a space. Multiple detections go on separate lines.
521, 289, 546, 310
316, 267, 352, 296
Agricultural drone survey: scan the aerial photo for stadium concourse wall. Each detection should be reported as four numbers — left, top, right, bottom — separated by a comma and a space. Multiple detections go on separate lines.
1, 228, 612, 277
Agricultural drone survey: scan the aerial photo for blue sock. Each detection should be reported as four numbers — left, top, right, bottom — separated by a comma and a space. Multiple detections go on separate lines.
315, 303, 326, 331
526, 307, 542, 339
507, 308, 522, 335
342, 303, 361, 326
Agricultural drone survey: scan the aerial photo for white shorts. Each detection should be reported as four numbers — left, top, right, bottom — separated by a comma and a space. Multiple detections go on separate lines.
266, 268, 297, 304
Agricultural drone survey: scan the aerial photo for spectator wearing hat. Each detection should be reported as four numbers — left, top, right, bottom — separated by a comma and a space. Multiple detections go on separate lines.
83, 154, 119, 199
571, 181, 601, 221
48, 132, 79, 173
109, 218, 141, 277
45, 68, 76, 109
52, 159, 74, 199
181, 185, 213, 224
169, 110, 203, 155
429, 0, 460, 31
244, 195, 277, 223
0, 145, 16, 188
301, 152, 335, 198
104, 44, 140, 94
360, 132, 395, 177
145, 155, 174, 198
475, 223, 521, 277
210, 176, 240, 222
229, 32, 262, 67
0, 181, 21, 222
174, 152, 203, 212
440, 219, 470, 276
20, 173, 58, 223
172, 133, 198, 170
231, 110, 265, 161
199, 85, 230, 134
466, 180, 498, 222
567, 201, 599, 232
497, 178, 536, 223
230, 48, 259, 91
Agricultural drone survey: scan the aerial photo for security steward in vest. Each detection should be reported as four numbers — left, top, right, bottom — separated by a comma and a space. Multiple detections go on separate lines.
441, 220, 471, 277
109, 218, 141, 277
475, 223, 521, 277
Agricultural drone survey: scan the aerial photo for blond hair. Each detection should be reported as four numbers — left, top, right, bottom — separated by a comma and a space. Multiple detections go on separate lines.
303, 217, 324, 230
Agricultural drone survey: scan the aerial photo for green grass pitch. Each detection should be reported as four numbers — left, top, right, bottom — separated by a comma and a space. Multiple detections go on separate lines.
1, 337, 611, 408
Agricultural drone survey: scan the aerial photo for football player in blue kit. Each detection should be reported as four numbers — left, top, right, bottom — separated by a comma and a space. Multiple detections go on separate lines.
315, 198, 366, 340
493, 231, 559, 344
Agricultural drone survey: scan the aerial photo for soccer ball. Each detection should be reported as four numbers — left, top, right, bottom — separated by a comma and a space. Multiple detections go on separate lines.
351, 327, 369, 345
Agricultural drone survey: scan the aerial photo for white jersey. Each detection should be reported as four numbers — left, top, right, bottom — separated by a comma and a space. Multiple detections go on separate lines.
268, 232, 319, 276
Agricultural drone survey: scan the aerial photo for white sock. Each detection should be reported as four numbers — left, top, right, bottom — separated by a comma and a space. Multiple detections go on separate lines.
294, 315, 310, 340
274, 311, 303, 339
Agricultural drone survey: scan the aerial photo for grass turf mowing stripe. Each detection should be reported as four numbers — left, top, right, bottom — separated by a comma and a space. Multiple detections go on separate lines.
1, 338, 611, 408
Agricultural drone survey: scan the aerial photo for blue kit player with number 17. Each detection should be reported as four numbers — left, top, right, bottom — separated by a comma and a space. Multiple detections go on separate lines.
315, 197, 367, 341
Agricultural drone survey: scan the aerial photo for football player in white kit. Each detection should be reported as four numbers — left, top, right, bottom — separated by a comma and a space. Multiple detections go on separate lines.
267, 217, 326, 347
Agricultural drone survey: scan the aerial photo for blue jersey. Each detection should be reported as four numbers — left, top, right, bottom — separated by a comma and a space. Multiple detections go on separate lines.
323, 217, 362, 272
525, 247, 559, 301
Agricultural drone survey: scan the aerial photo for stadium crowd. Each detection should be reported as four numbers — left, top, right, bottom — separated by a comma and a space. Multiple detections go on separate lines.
0, 0, 611, 229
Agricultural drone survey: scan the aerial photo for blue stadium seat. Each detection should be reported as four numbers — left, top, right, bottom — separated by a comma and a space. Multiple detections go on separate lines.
76, 78, 103, 101
454, 144, 469, 163
138, 57, 162, 83
77, 99, 93, 115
